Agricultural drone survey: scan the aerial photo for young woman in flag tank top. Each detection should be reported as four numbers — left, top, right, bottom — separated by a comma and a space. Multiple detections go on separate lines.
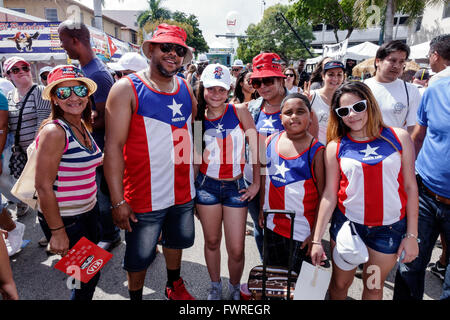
259, 93, 325, 274
310, 81, 419, 300
194, 64, 260, 300
35, 65, 103, 300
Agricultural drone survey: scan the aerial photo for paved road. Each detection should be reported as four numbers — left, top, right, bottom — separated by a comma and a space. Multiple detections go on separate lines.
7, 205, 444, 300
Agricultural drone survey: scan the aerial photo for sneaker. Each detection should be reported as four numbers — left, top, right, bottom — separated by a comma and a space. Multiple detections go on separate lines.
16, 203, 31, 217
228, 282, 240, 301
97, 237, 122, 252
430, 260, 446, 281
165, 278, 195, 300
5, 221, 25, 256
207, 281, 222, 300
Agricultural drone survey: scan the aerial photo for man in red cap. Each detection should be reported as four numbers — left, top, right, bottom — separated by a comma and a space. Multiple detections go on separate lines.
104, 23, 197, 300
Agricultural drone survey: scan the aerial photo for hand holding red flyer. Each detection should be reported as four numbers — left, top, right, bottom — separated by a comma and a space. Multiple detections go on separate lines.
54, 237, 113, 283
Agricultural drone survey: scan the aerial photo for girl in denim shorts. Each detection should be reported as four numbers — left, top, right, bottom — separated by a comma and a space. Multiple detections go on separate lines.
194, 64, 260, 300
310, 82, 419, 300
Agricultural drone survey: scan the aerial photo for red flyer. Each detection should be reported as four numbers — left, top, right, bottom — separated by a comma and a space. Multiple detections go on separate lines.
54, 237, 113, 283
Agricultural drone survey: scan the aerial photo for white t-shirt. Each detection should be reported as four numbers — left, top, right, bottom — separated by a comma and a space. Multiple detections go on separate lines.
0, 78, 15, 96
364, 78, 420, 129
310, 90, 330, 144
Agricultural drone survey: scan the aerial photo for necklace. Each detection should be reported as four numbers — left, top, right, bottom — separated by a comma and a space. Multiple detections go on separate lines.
264, 100, 281, 108
144, 71, 176, 93
61, 117, 91, 148
206, 105, 227, 134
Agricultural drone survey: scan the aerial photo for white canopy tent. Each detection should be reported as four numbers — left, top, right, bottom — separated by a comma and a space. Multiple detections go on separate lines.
409, 41, 430, 60
306, 41, 380, 65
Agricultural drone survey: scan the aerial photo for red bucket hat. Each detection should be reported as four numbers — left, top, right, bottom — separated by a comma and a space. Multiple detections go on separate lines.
142, 23, 193, 65
250, 53, 286, 79
42, 65, 97, 100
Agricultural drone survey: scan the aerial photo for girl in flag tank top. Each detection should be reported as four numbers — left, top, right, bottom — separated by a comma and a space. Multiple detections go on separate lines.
310, 81, 419, 300
261, 93, 325, 274
194, 64, 260, 300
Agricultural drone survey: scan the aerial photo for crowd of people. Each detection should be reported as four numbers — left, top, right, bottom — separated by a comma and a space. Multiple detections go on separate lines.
0, 20, 448, 301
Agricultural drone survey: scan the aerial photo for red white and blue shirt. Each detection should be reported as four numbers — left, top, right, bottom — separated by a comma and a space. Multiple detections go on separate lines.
336, 127, 407, 226
263, 132, 324, 241
124, 74, 195, 213
200, 104, 245, 179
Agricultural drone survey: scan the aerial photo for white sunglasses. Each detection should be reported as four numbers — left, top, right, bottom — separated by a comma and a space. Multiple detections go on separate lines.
335, 100, 367, 118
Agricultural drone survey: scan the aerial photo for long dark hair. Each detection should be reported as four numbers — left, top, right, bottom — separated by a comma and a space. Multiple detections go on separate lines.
232, 70, 258, 103
310, 56, 331, 84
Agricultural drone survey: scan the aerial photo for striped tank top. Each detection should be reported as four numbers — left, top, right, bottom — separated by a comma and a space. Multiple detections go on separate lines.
38, 119, 103, 217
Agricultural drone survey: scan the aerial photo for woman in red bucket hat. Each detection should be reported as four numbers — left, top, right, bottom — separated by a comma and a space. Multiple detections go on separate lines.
244, 52, 319, 259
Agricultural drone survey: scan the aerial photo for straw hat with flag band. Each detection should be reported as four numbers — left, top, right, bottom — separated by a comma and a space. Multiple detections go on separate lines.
142, 23, 193, 66
42, 65, 97, 101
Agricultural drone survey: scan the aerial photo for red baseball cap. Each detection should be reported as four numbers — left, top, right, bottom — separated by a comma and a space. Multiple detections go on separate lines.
142, 23, 193, 65
250, 53, 286, 79
3, 56, 30, 73
42, 65, 97, 100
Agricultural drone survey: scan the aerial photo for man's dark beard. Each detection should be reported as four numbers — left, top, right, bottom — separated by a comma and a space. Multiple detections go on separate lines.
156, 61, 178, 78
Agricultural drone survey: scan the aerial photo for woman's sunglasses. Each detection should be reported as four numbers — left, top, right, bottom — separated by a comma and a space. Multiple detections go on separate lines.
55, 85, 88, 100
284, 73, 295, 78
9, 66, 30, 74
251, 77, 276, 89
159, 43, 188, 57
335, 100, 367, 118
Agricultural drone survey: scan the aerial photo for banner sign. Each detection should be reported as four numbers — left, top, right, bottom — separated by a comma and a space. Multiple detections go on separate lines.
322, 38, 348, 61
0, 21, 64, 55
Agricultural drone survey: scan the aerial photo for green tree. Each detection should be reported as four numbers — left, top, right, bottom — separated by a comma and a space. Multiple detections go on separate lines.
137, 0, 172, 28
172, 11, 209, 53
289, 0, 357, 43
353, 0, 448, 43
236, 4, 314, 63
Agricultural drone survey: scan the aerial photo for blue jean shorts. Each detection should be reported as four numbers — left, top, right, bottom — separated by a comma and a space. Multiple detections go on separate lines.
329, 207, 407, 254
123, 200, 195, 272
195, 172, 248, 208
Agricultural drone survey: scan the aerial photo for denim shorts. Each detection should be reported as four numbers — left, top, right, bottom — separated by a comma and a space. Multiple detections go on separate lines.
195, 172, 248, 208
123, 200, 195, 272
329, 207, 407, 254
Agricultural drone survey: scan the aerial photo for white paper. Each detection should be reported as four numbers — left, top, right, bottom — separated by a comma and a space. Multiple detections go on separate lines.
294, 261, 331, 300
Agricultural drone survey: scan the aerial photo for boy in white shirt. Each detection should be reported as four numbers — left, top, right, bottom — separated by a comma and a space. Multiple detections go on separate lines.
365, 40, 421, 134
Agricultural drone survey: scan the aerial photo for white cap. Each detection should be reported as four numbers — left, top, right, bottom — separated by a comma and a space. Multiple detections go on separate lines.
197, 53, 209, 63
39, 66, 53, 75
200, 63, 231, 90
232, 59, 244, 67
332, 221, 369, 271
107, 52, 148, 72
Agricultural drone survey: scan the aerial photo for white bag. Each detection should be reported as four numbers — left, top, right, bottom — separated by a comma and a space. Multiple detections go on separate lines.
294, 261, 331, 300
11, 140, 38, 209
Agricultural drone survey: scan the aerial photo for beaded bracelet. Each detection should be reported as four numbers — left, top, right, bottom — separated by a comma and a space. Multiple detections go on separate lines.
311, 241, 322, 245
403, 233, 421, 243
110, 199, 127, 210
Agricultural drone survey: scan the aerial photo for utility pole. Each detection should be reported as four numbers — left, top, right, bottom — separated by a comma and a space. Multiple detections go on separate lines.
276, 12, 313, 57
93, 0, 103, 30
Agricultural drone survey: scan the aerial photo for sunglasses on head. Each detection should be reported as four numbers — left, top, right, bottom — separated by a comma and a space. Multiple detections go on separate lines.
251, 77, 276, 89
335, 100, 367, 118
55, 85, 88, 100
9, 66, 30, 74
159, 43, 188, 57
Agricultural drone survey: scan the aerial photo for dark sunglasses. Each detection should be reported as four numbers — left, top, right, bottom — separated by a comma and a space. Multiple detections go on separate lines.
55, 85, 89, 100
159, 43, 188, 57
335, 100, 367, 118
9, 66, 30, 74
232, 68, 241, 72
284, 73, 295, 78
251, 77, 276, 89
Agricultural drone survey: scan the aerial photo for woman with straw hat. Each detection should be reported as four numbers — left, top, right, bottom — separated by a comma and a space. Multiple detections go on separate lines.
35, 65, 103, 300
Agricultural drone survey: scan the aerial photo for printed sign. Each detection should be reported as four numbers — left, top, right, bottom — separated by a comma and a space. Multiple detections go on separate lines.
54, 237, 113, 283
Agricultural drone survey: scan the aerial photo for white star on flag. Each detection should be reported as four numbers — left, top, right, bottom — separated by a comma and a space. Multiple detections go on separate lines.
274, 161, 290, 178
360, 144, 379, 157
263, 116, 276, 127
167, 99, 183, 117
216, 123, 224, 133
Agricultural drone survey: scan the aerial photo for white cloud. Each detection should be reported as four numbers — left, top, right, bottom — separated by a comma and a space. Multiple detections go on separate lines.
76, 0, 289, 47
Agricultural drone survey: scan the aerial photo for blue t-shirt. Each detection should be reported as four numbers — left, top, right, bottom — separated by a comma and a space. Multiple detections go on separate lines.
415, 76, 450, 198
81, 57, 114, 150
0, 91, 8, 111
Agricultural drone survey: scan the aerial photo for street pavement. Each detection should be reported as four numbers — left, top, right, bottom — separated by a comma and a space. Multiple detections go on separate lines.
7, 205, 444, 300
